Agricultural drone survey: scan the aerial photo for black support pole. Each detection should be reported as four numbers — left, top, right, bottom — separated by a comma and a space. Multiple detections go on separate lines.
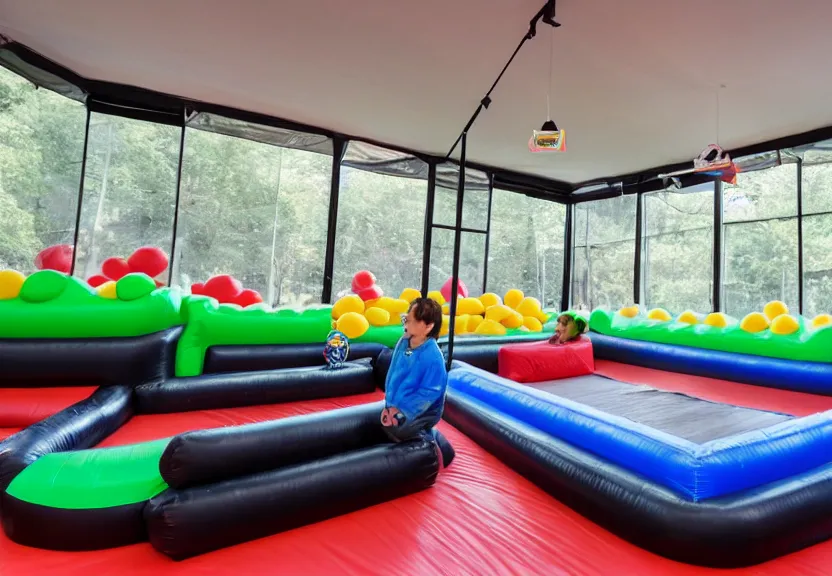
560, 203, 573, 312
69, 107, 92, 277
633, 192, 644, 305
446, 133, 468, 371
712, 179, 723, 312
421, 163, 437, 297
322, 138, 346, 303
797, 158, 804, 315
166, 124, 187, 286
482, 174, 494, 294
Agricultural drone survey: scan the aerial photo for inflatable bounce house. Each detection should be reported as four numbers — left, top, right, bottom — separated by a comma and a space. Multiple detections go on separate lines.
3, 250, 832, 571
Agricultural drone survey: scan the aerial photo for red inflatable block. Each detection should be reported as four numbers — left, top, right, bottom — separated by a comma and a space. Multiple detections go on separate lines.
35, 244, 73, 274
351, 270, 376, 293
86, 274, 109, 288
440, 277, 468, 303
203, 274, 243, 303
357, 285, 383, 301
498, 336, 595, 384
235, 288, 264, 308
128, 246, 169, 278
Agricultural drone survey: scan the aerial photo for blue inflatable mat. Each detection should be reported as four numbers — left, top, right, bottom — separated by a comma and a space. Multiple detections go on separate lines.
448, 365, 832, 501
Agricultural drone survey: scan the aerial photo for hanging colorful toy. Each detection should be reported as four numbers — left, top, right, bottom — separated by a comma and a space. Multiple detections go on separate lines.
323, 330, 350, 369
658, 143, 739, 189
529, 120, 566, 153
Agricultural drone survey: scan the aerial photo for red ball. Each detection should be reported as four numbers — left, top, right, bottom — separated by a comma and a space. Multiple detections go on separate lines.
235, 288, 264, 308
357, 285, 383, 301
86, 274, 109, 288
154, 279, 165, 288
191, 282, 205, 295
127, 246, 169, 278
203, 274, 243, 303
351, 270, 376, 293
35, 244, 73, 274
440, 277, 468, 303
101, 257, 131, 281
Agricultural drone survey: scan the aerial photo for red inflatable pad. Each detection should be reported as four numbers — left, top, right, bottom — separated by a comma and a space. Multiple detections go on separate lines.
498, 336, 595, 383
0, 387, 96, 427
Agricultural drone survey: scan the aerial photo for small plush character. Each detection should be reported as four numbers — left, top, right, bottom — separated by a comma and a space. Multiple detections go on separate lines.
323, 330, 350, 369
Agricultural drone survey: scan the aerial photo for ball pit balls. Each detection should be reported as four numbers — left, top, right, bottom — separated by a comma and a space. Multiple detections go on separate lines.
504, 289, 524, 310
516, 297, 542, 317
523, 316, 543, 332
813, 314, 832, 329
704, 312, 729, 328
364, 307, 391, 327
96, 281, 118, 299
764, 300, 789, 321
399, 288, 421, 303
428, 291, 446, 305
475, 319, 507, 336
351, 270, 376, 293
770, 314, 799, 336
647, 308, 672, 322
740, 312, 770, 333
333, 295, 365, 319
478, 293, 502, 309
336, 312, 370, 339
0, 270, 26, 300
619, 305, 639, 318
677, 310, 699, 324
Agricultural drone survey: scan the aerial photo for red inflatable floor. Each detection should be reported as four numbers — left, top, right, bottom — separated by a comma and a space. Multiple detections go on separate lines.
0, 387, 96, 428
3, 367, 832, 575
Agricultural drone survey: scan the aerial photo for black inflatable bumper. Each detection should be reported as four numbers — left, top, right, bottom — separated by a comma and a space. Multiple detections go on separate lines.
444, 390, 832, 568
146, 438, 440, 560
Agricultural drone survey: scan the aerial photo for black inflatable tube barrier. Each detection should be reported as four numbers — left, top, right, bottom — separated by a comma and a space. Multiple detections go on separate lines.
0, 385, 133, 491
160, 401, 387, 489
0, 327, 181, 387
145, 439, 440, 560
204, 343, 386, 373
444, 390, 832, 568
0, 495, 146, 551
135, 358, 377, 414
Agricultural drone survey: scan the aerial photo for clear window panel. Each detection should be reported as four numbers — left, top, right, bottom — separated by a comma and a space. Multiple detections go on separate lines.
572, 194, 637, 310
173, 128, 331, 306
643, 186, 714, 313
487, 189, 566, 308
332, 163, 427, 301
432, 164, 489, 231
802, 162, 832, 216
0, 66, 86, 273
723, 219, 799, 317
74, 113, 180, 282
723, 164, 797, 223
803, 214, 832, 318
428, 228, 486, 296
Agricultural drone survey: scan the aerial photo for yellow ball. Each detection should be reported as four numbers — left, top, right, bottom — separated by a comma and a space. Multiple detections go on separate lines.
96, 281, 118, 299
523, 316, 543, 332
458, 297, 485, 316
365, 307, 391, 327
812, 314, 832, 329
439, 314, 450, 337
536, 310, 550, 323
478, 293, 502, 309
442, 303, 450, 315
485, 304, 512, 323
467, 314, 484, 332
619, 305, 639, 318
516, 297, 542, 317
502, 310, 524, 329
336, 312, 370, 339
474, 319, 508, 336
364, 298, 379, 310
770, 314, 800, 336
504, 289, 524, 310
677, 310, 699, 324
428, 291, 446, 305
333, 295, 364, 319
764, 300, 789, 321
740, 312, 770, 333
454, 315, 470, 335
399, 288, 421, 303
704, 312, 729, 328
647, 308, 672, 322
0, 270, 26, 300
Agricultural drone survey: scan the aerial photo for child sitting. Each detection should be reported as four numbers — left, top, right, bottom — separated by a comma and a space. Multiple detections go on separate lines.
549, 311, 588, 345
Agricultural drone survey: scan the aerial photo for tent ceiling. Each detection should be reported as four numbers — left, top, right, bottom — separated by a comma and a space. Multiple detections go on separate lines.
2, 0, 832, 185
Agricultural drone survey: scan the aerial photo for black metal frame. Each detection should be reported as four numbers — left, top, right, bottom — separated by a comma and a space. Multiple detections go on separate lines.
796, 158, 804, 315
633, 192, 644, 305
560, 204, 573, 311
420, 163, 437, 297
713, 179, 724, 312
482, 175, 494, 294
68, 108, 91, 277
446, 133, 468, 371
166, 124, 187, 286
321, 138, 346, 303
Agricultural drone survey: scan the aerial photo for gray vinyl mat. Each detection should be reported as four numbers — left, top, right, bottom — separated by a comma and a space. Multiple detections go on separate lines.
532, 375, 793, 444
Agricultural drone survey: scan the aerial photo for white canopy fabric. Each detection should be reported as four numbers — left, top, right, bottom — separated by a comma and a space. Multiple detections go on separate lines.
2, 0, 831, 185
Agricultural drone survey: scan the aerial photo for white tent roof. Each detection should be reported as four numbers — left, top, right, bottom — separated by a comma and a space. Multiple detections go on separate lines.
2, 0, 832, 185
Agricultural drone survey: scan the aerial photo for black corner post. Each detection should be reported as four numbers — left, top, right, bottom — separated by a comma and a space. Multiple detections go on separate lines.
322, 138, 347, 303
560, 203, 573, 312
421, 163, 437, 297
482, 173, 494, 294
796, 158, 804, 315
166, 123, 187, 286
712, 178, 723, 312
446, 133, 468, 372
633, 192, 644, 305
69, 107, 92, 277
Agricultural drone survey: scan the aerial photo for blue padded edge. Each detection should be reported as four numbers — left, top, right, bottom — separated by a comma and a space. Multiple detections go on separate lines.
448, 364, 832, 501
589, 332, 832, 395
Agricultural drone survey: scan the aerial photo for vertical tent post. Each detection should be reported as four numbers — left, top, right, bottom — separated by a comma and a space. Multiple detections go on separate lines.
69, 107, 92, 276
322, 138, 346, 303
421, 163, 437, 297
446, 132, 467, 372
166, 123, 187, 286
